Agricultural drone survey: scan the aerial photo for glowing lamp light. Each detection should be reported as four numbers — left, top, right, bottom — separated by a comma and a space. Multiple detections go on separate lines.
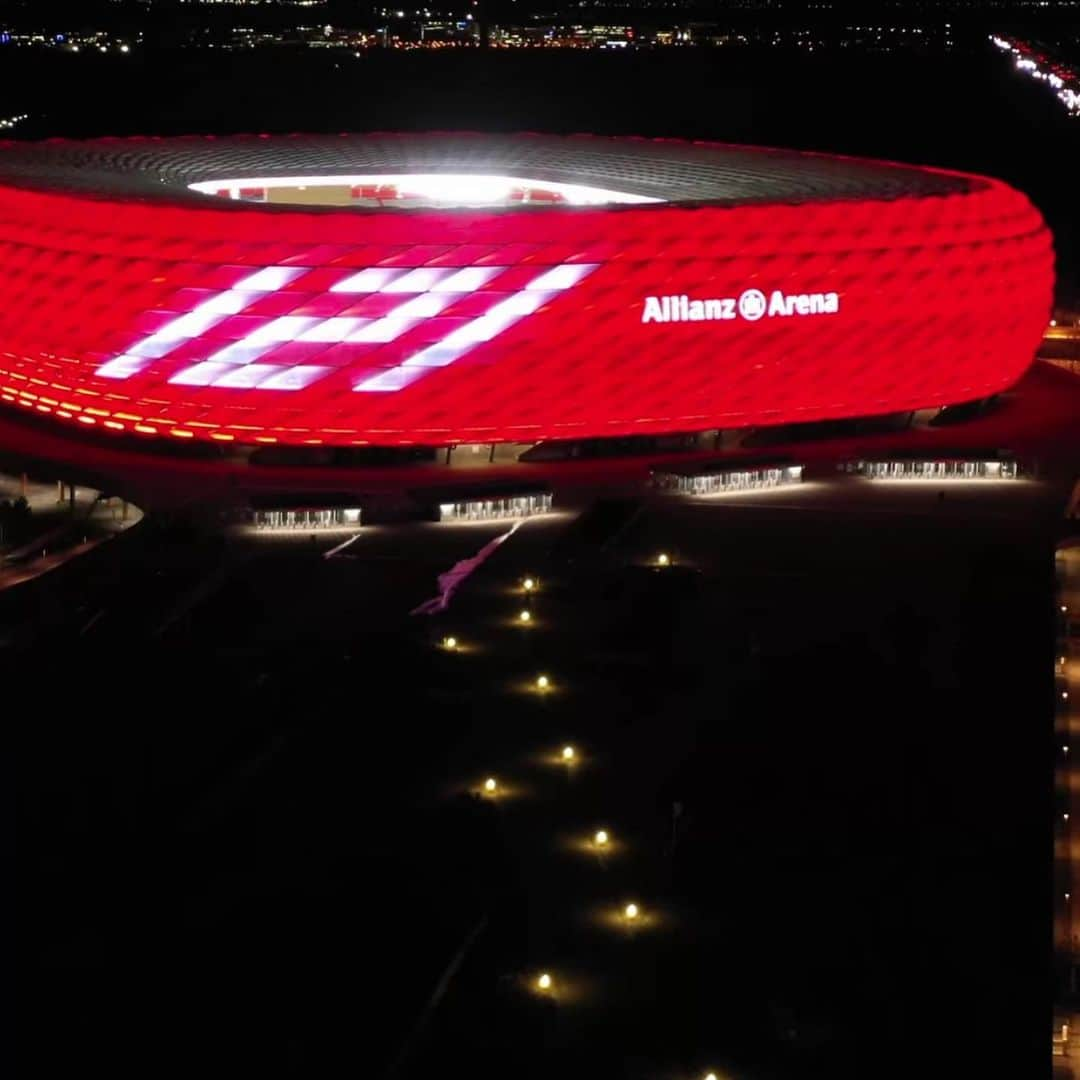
523, 576, 537, 592
443, 635, 458, 650
657, 552, 671, 567
594, 829, 609, 847
483, 777, 497, 793
562, 744, 575, 761
624, 902, 639, 920
536, 674, 550, 690
519, 609, 532, 624
537, 972, 552, 991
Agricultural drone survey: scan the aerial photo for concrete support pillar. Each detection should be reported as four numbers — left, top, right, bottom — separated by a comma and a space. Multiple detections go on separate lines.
122, 500, 129, 522
57, 479, 64, 502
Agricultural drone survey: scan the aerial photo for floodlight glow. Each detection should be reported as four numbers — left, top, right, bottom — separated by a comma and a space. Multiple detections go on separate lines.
519, 609, 532, 623
594, 829, 609, 846
443, 635, 457, 649
484, 777, 497, 793
624, 902, 639, 920
188, 173, 665, 207
562, 745, 575, 761
523, 577, 536, 592
537, 972, 552, 991
536, 675, 549, 690
657, 552, 670, 566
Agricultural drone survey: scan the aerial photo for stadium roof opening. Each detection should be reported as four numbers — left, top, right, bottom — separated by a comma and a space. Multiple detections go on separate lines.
188, 174, 665, 208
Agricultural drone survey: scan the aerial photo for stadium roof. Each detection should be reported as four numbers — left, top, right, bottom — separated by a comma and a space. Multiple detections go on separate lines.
0, 132, 974, 208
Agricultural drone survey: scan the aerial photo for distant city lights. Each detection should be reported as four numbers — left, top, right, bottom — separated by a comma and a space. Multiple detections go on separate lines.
992, 35, 1080, 118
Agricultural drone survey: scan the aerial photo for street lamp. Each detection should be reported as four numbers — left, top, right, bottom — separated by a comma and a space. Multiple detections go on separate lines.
443, 635, 458, 650
484, 777, 497, 794
523, 576, 537, 592
594, 829, 609, 848
562, 745, 575, 762
624, 902, 639, 921
537, 972, 552, 992
519, 609, 532, 624
536, 674, 550, 691
657, 552, 670, 567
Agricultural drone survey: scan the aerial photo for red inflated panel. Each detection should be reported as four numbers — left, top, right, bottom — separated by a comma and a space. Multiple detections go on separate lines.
0, 172, 1054, 446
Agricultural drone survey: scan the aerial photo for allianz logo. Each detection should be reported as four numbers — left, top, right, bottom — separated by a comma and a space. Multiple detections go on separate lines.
641, 288, 840, 324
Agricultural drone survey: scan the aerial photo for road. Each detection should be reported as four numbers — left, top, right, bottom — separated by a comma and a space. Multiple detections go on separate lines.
0, 472, 141, 591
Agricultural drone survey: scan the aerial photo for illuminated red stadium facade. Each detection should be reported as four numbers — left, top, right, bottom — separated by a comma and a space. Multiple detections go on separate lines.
0, 133, 1054, 448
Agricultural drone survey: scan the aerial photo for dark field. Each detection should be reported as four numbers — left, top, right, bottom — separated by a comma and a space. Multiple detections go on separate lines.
15, 477, 1057, 1078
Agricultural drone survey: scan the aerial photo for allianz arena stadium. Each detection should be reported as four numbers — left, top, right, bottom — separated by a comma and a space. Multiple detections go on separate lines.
0, 132, 1055, 449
